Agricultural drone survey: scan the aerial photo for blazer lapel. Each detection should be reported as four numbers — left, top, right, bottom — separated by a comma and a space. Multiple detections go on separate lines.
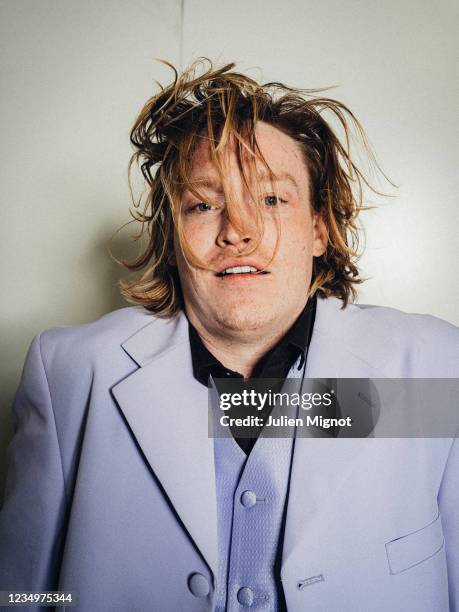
282, 297, 389, 566
110, 297, 392, 576
111, 312, 218, 577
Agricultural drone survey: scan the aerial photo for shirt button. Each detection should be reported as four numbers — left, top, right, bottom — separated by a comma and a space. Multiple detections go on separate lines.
188, 572, 210, 597
237, 586, 254, 606
240, 490, 257, 508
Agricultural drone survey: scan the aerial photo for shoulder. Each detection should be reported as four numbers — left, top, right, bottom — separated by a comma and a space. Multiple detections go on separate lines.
352, 300, 457, 338
37, 306, 167, 372
318, 295, 458, 339
317, 297, 459, 376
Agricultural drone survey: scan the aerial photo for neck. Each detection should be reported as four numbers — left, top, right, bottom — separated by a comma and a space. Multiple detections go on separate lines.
187, 304, 308, 378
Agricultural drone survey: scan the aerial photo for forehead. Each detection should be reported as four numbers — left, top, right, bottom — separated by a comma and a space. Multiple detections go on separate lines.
189, 120, 309, 188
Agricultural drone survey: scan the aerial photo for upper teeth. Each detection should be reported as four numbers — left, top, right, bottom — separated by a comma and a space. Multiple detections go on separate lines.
222, 266, 258, 275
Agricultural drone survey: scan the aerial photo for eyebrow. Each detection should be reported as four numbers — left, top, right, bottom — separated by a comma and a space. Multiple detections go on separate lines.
256, 170, 299, 189
188, 170, 299, 191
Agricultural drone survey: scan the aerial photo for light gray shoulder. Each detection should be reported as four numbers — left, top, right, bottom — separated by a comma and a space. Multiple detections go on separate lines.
320, 296, 457, 336
353, 301, 458, 339
352, 301, 459, 375
38, 306, 164, 367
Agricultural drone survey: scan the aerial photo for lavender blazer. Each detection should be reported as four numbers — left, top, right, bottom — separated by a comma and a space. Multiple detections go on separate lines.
0, 297, 458, 611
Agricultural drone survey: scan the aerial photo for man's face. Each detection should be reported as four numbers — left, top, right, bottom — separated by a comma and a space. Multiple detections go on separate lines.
173, 121, 327, 337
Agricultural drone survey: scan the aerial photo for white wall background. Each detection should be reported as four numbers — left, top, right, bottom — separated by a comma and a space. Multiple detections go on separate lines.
1, 0, 457, 498
0, 0, 182, 498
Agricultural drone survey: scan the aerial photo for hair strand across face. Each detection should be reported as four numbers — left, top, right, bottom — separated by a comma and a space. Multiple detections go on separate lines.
114, 58, 393, 316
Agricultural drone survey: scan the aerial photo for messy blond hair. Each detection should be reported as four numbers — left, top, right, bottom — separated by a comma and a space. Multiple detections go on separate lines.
119, 59, 387, 316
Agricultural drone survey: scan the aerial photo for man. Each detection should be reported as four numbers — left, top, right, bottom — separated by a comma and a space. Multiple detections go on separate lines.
0, 60, 458, 612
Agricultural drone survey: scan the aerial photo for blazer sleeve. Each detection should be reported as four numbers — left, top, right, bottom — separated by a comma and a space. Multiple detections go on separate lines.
438, 436, 459, 612
0, 333, 68, 597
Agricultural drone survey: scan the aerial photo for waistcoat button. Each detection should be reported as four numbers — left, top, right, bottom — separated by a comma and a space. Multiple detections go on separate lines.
240, 490, 257, 508
237, 586, 254, 605
188, 572, 210, 597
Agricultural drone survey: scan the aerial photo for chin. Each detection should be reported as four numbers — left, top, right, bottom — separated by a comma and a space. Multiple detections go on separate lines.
214, 307, 275, 333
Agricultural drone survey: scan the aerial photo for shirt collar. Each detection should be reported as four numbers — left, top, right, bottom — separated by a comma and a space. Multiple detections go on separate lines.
188, 294, 317, 387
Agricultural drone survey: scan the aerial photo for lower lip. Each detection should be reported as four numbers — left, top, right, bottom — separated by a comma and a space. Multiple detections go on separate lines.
216, 272, 269, 282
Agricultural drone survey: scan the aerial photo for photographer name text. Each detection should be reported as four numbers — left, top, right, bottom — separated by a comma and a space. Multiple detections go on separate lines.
220, 414, 352, 429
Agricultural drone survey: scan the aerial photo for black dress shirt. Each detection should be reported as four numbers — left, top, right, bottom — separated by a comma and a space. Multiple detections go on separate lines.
188, 295, 317, 455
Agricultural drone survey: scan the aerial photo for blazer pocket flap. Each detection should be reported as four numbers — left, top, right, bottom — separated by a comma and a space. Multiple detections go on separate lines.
385, 514, 444, 575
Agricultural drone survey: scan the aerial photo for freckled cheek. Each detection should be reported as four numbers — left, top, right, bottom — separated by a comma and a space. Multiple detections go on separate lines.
274, 233, 313, 275
183, 223, 206, 244
181, 223, 218, 258
294, 221, 313, 254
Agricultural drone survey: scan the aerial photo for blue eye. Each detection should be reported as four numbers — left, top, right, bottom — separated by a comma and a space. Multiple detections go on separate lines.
193, 202, 212, 212
264, 195, 279, 207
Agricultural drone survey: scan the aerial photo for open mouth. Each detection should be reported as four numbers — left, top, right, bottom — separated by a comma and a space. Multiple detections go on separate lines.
216, 265, 269, 278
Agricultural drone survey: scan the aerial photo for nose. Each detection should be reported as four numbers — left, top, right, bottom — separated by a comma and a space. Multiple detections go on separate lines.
216, 212, 253, 251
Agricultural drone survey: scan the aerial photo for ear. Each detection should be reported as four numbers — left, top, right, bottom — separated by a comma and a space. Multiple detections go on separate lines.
312, 212, 328, 257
